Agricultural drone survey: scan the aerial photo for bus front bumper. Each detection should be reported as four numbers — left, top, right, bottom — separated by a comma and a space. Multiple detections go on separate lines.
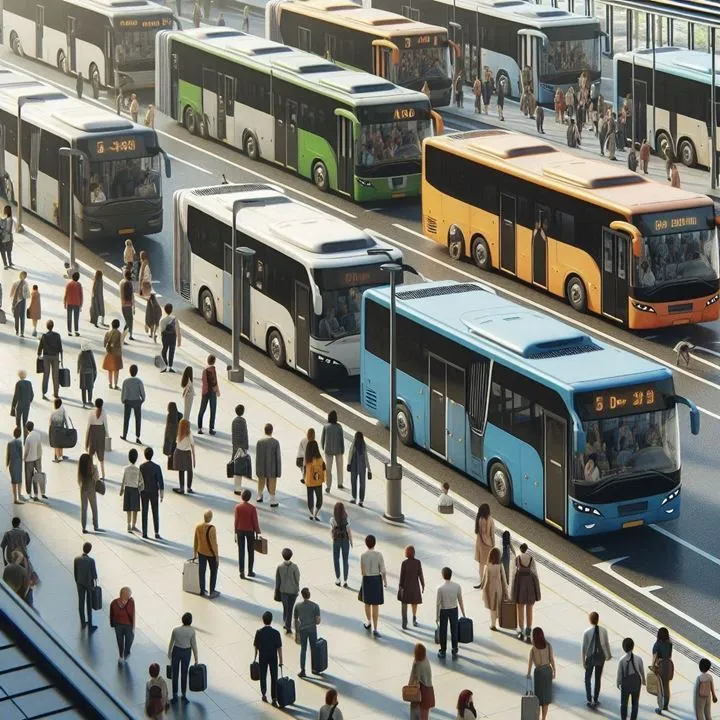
77, 207, 163, 240
116, 69, 155, 91
628, 292, 720, 329
354, 173, 421, 202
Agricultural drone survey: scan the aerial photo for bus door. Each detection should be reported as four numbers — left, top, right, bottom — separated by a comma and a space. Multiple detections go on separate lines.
517, 30, 542, 95
294, 282, 310, 374
633, 79, 647, 147
36, 6, 44, 60
67, 17, 77, 72
170, 53, 179, 119
29, 128, 40, 212
216, 72, 227, 141
104, 28, 114, 86
428, 355, 466, 471
373, 46, 391, 79
544, 412, 567, 532
224, 75, 235, 146
532, 204, 550, 288
286, 99, 298, 171
57, 153, 70, 234
202, 69, 217, 137
601, 229, 629, 324
337, 116, 354, 196
500, 193, 517, 274
274, 92, 286, 165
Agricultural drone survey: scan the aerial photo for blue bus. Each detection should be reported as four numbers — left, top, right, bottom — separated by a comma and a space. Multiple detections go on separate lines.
360, 280, 700, 536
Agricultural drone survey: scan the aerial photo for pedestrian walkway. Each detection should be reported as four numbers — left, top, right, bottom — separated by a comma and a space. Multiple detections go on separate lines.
0, 225, 713, 719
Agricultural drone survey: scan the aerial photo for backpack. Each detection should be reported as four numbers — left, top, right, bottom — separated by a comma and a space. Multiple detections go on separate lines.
587, 626, 605, 667
699, 679, 712, 698
162, 318, 176, 337
206, 366, 217, 390
621, 655, 641, 693
332, 518, 349, 542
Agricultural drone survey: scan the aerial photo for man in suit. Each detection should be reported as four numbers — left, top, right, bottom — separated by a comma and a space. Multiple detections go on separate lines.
253, 611, 283, 706
37, 319, 63, 400
139, 447, 164, 539
11, 370, 33, 437
1, 517, 30, 565
256, 423, 282, 507
74, 542, 98, 631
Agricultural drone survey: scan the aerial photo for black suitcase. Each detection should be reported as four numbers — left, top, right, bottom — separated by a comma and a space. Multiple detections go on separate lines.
277, 675, 296, 708
249, 661, 260, 681
311, 637, 328, 674
36, 357, 44, 374
91, 585, 102, 610
59, 366, 71, 387
189, 663, 207, 692
458, 616, 474, 644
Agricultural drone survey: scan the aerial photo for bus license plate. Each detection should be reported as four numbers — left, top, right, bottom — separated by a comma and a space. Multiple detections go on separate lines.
119, 227, 135, 235
623, 519, 644, 529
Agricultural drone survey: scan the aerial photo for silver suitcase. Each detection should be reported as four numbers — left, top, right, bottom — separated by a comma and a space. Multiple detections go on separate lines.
521, 690, 540, 720
183, 559, 201, 595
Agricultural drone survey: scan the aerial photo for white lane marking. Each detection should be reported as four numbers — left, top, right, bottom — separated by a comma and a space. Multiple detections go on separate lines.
167, 154, 212, 175
319, 393, 381, 425
104, 261, 122, 273
390, 222, 720, 397
697, 405, 720, 421
649, 524, 720, 568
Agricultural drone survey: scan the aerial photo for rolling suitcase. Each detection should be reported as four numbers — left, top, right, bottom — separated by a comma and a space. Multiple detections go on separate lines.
189, 663, 207, 692
91, 585, 102, 610
500, 600, 517, 630
183, 559, 201, 595
249, 662, 260, 681
458, 616, 474, 643
311, 637, 328, 674
276, 674, 296, 708
59, 366, 71, 388
521, 682, 540, 720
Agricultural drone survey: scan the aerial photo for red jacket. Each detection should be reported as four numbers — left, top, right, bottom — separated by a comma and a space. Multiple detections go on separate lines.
64, 280, 83, 307
110, 597, 135, 627
235, 502, 260, 533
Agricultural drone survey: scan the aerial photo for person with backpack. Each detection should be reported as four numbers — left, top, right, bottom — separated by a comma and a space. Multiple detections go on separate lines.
145, 663, 169, 718
694, 658, 717, 720
197, 355, 219, 435
304, 439, 325, 521
616, 637, 645, 720
581, 611, 612, 708
330, 501, 352, 587
159, 303, 181, 373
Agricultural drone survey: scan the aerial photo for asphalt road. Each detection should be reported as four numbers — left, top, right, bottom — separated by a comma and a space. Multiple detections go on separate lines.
5, 47, 720, 657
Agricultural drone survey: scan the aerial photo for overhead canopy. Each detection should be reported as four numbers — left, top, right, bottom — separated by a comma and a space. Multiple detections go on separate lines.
599, 0, 720, 30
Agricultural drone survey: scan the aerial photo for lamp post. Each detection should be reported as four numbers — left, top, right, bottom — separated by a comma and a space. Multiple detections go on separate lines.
58, 147, 86, 277
227, 198, 255, 383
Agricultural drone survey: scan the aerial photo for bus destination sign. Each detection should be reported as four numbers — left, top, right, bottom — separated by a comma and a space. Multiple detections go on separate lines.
89, 136, 144, 160
402, 34, 441, 48
575, 383, 667, 419
635, 209, 710, 236
117, 16, 173, 29
393, 107, 416, 121
315, 265, 391, 290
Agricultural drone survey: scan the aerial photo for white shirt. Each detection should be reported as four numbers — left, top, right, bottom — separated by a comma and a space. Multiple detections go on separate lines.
176, 434, 194, 451
360, 549, 385, 577
436, 580, 462, 612
616, 653, 645, 688
159, 314, 178, 333
49, 407, 67, 427
120, 464, 144, 492
23, 430, 42, 462
87, 409, 109, 435
581, 625, 612, 664
438, 493, 454, 508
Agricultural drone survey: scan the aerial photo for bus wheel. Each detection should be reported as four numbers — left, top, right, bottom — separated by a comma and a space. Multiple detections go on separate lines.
199, 289, 217, 325
489, 462, 512, 507
395, 402, 414, 447
448, 225, 465, 261
183, 106, 198, 135
566, 275, 587, 313
312, 161, 329, 192
655, 131, 673, 162
471, 236, 490, 270
57, 49, 67, 73
496, 70, 511, 98
244, 132, 259, 160
267, 329, 287, 368
678, 139, 697, 168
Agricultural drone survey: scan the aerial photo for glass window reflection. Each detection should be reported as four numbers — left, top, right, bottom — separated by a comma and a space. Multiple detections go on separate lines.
398, 46, 449, 84
88, 155, 161, 203
542, 37, 599, 75
356, 118, 431, 168
315, 286, 363, 340
115, 30, 157, 64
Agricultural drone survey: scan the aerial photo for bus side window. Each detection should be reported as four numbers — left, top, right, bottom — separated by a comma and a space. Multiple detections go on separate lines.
254, 259, 265, 291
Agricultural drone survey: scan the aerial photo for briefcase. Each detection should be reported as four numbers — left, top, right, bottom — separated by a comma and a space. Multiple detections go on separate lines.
236, 454, 252, 478
166, 664, 172, 679
183, 558, 201, 595
402, 684, 422, 703
226, 460, 234, 478
434, 626, 440, 644
49, 419, 77, 449
36, 357, 44, 374
250, 661, 260, 681
254, 536, 268, 555
521, 688, 540, 720
189, 663, 207, 692
95, 479, 106, 496
500, 600, 517, 630
458, 616, 474, 644
59, 366, 71, 388
311, 637, 328, 674
276, 674, 296, 708
91, 585, 102, 610
438, 501, 454, 514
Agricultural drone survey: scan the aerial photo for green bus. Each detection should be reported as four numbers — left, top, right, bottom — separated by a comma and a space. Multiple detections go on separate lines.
155, 28, 441, 201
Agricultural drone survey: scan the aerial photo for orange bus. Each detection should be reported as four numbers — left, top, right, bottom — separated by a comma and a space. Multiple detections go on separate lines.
422, 129, 720, 329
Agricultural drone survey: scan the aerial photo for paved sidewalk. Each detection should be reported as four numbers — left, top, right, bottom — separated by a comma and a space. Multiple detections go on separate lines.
0, 225, 710, 719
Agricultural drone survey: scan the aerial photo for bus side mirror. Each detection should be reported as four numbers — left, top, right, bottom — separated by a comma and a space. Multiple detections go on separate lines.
574, 427, 586, 452
159, 149, 171, 178
690, 407, 700, 436
430, 110, 444, 136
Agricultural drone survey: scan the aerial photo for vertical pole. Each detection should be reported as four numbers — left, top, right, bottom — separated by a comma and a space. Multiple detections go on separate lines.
627, 9, 633, 51
631, 55, 636, 147
689, 23, 695, 51
645, 13, 650, 49
16, 102, 23, 232
651, 16, 656, 146
712, 27, 717, 190
68, 155, 74, 271
668, 18, 673, 47
228, 202, 245, 383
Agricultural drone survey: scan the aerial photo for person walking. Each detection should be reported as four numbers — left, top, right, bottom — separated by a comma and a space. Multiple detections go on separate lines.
168, 612, 198, 704
606, 112, 618, 160
120, 448, 144, 533
145, 663, 169, 719
23, 421, 43, 501
481, 547, 508, 631
48, 398, 68, 463
496, 78, 505, 121
140, 447, 163, 539
398, 545, 424, 630
77, 341, 97, 408
217, 13, 226, 26
617, 637, 645, 720
138, 250, 152, 298
527, 627, 556, 720
639, 139, 651, 174
360, 534, 387, 638
294, 587, 321, 678
330, 501, 352, 587
129, 94, 139, 123
454, 72, 463, 109
318, 689, 344, 720
163, 401, 182, 469
181, 366, 194, 421
347, 430, 370, 506
694, 658, 717, 720
536, 104, 545, 134
582, 611, 612, 708
74, 542, 98, 631
482, 68, 493, 114
37, 319, 63, 399
436, 567, 465, 659
123, 239, 136, 278
566, 118, 580, 148
501, 530, 515, 580
77, 452, 100, 534
11, 369, 33, 435
119, 270, 135, 341
256, 423, 281, 507
598, 112, 608, 156
254, 611, 283, 706
474, 503, 495, 588
652, 627, 674, 714
670, 163, 681, 188
0, 205, 14, 269
6, 428, 24, 504
408, 643, 435, 720
86, 398, 108, 479
197, 355, 219, 435
116, 90, 124, 116
235, 488, 260, 579
28, 284, 41, 336
565, 85, 576, 120
103, 318, 123, 389
1, 517, 31, 565
275, 548, 300, 633
472, 74, 482, 114
120, 364, 146, 443
89, 270, 105, 328
109, 587, 135, 663
172, 419, 195, 494
296, 427, 314, 482
145, 294, 162, 342
321, 410, 345, 493
231, 404, 249, 493
76, 71, 84, 99
512, 542, 540, 642
193, 509, 220, 598
64, 272, 83, 336
304, 439, 325, 520
554, 87, 565, 123
144, 104, 155, 128
10, 271, 30, 337
456, 689, 477, 719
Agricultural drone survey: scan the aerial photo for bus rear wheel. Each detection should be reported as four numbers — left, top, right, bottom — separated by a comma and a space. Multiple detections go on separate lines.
395, 402, 414, 447
184, 106, 199, 135
471, 236, 490, 270
244, 132, 259, 160
448, 225, 465, 261
312, 161, 329, 192
267, 329, 286, 368
199, 288, 217, 325
678, 139, 697, 168
655, 131, 673, 162
489, 462, 512, 507
566, 275, 587, 313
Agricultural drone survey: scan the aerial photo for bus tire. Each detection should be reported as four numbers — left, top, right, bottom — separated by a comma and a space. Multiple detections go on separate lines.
677, 138, 697, 168
489, 462, 512, 507
312, 161, 329, 192
89, 63, 101, 95
566, 275, 587, 313
655, 131, 673, 162
57, 49, 67, 73
244, 132, 259, 160
448, 225, 465, 261
471, 235, 491, 270
201, 115, 210, 139
198, 288, 217, 325
395, 402, 414, 447
183, 106, 198, 135
496, 70, 511, 98
267, 329, 286, 368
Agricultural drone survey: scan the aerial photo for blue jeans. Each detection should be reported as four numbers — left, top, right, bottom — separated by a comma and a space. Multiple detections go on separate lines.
299, 627, 317, 672
350, 470, 366, 502
198, 392, 217, 431
333, 539, 349, 581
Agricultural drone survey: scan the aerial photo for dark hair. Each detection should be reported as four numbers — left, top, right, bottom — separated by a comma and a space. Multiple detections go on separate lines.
149, 663, 160, 678
519, 543, 529, 553
405, 545, 415, 559
305, 439, 321, 463
281, 548, 293, 561
124, 270, 132, 281
207, 354, 216, 365
502, 530, 511, 547
46, 320, 54, 330
164, 302, 173, 314
457, 689, 474, 714
144, 447, 154, 460
78, 453, 92, 480
700, 658, 712, 673
657, 627, 670, 643
301, 588, 310, 600
167, 401, 180, 421
12, 427, 20, 439
622, 637, 635, 653
328, 410, 337, 424
235, 404, 245, 417
441, 567, 452, 580
365, 534, 376, 549
182, 612, 192, 626
111, 319, 120, 329
532, 627, 547, 649
72, 271, 80, 282
442, 482, 450, 491
353, 431, 365, 453
128, 448, 138, 464
11, 517, 20, 528
333, 501, 347, 526
94, 398, 104, 419
83, 542, 92, 553
475, 503, 490, 533
241, 489, 252, 502
53, 398, 62, 409
129, 364, 138, 377
25, 421, 34, 432
413, 643, 426, 662
181, 367, 193, 387
325, 689, 338, 706
262, 611, 272, 625
264, 423, 273, 435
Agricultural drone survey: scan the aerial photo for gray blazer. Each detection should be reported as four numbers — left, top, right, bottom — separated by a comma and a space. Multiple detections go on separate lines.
232, 416, 249, 454
276, 561, 300, 595
256, 436, 281, 478
73, 553, 97, 588
321, 422, 345, 456
11, 379, 34, 413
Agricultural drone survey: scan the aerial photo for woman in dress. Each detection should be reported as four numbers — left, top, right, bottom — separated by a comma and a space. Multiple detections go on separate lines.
511, 543, 541, 642
6, 427, 23, 504
359, 534, 387, 637
482, 547, 508, 631
138, 250, 152, 297
408, 642, 435, 720
86, 398, 108, 479
77, 341, 97, 408
180, 367, 194, 424
163, 402, 182, 469
398, 545, 424, 629
145, 663, 168, 719
145, 293, 162, 342
120, 448, 143, 533
48, 398, 67, 463
330, 501, 352, 587
172, 419, 195, 494
77, 452, 99, 533
456, 689, 477, 719
304, 439, 325, 521
27, 284, 41, 337
89, 270, 105, 327
102, 318, 123, 389
123, 239, 136, 275
527, 627, 556, 720
474, 503, 495, 588
652, 626, 674, 713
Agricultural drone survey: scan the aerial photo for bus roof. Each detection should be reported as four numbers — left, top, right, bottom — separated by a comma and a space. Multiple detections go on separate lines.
425, 129, 713, 216
166, 29, 430, 106
365, 280, 671, 392
615, 47, 720, 85
178, 183, 402, 269
278, 0, 448, 39
63, 0, 174, 19
438, 0, 599, 29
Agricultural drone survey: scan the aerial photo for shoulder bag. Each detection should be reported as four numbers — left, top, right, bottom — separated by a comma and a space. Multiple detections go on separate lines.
402, 684, 422, 703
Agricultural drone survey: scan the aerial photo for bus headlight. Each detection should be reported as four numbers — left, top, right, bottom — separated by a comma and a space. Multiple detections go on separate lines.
357, 178, 374, 188
572, 501, 602, 517
632, 302, 656, 313
661, 488, 680, 505
705, 294, 719, 306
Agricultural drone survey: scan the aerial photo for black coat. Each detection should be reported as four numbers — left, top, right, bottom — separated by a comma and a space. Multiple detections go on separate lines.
11, 379, 33, 412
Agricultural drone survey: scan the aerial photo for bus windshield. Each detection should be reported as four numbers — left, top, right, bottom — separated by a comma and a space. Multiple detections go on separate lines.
397, 45, 450, 84
115, 28, 161, 65
88, 155, 161, 204
541, 36, 600, 77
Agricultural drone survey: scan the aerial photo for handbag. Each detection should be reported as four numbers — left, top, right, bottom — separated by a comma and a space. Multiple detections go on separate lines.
402, 684, 422, 703
50, 417, 78, 449
166, 664, 172, 679
253, 536, 268, 554
250, 661, 260, 681
95, 479, 106, 495
36, 357, 44, 374
26, 307, 31, 319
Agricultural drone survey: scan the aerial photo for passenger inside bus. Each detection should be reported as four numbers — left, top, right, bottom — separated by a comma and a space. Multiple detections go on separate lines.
89, 158, 161, 202
398, 47, 446, 84
641, 230, 717, 288
357, 123, 423, 166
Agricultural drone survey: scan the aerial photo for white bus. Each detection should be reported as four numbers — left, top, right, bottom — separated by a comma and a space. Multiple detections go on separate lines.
173, 183, 403, 383
3, 0, 175, 93
614, 47, 720, 169
0, 68, 170, 239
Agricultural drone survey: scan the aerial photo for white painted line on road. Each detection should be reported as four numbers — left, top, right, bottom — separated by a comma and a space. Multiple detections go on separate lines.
649, 524, 720, 568
697, 405, 720, 421
319, 393, 381, 425
167, 153, 212, 175
104, 261, 122, 273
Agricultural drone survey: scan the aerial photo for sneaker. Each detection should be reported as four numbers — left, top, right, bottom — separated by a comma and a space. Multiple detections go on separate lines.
451, 648, 458, 657
358, 502, 364, 508
335, 579, 341, 586
343, 582, 348, 588
247, 571, 256, 578
256, 496, 263, 503
75, 332, 80, 337
239, 571, 245, 579
187, 488, 195, 494
41, 494, 48, 500
350, 498, 356, 504
198, 429, 204, 435
172, 488, 185, 495
437, 650, 446, 658
298, 670, 306, 678
270, 502, 279, 508
155, 533, 162, 540
209, 429, 216, 436
209, 590, 220, 599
